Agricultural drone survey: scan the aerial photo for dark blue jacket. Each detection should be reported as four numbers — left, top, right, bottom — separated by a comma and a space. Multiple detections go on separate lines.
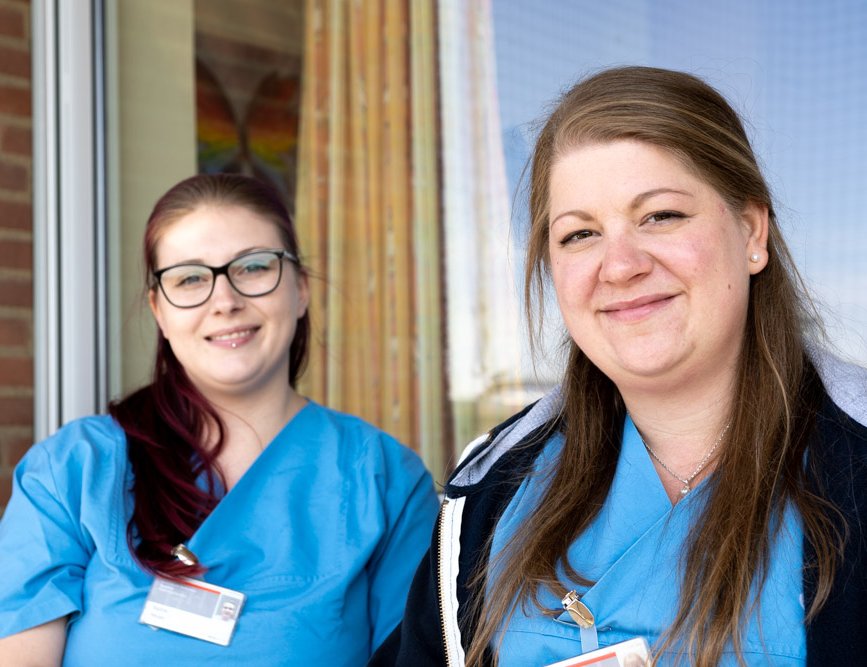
371, 363, 867, 666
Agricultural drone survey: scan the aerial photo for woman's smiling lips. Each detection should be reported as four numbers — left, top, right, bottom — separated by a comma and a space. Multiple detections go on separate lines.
600, 293, 677, 322
205, 326, 261, 348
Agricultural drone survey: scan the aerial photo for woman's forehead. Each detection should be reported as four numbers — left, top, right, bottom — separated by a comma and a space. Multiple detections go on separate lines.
154, 204, 284, 264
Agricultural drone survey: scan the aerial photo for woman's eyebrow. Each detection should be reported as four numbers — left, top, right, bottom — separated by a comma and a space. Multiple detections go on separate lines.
550, 187, 694, 226
629, 187, 693, 210
162, 246, 269, 266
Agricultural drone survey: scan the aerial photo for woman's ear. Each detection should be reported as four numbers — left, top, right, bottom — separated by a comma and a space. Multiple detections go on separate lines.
295, 271, 310, 319
741, 201, 769, 275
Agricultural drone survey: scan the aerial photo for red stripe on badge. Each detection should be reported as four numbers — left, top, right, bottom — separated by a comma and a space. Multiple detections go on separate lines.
177, 579, 220, 595
566, 652, 619, 666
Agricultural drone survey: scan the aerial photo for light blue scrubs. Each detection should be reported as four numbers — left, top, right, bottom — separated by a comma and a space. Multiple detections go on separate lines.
0, 402, 439, 665
491, 416, 805, 666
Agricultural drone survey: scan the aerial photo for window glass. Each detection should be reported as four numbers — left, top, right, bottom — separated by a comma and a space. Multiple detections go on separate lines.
107, 0, 304, 399
492, 0, 867, 367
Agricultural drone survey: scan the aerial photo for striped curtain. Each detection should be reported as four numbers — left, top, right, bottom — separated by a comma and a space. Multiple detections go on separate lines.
294, 0, 449, 479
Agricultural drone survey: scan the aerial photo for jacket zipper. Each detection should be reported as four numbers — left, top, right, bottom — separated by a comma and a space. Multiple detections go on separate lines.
437, 497, 454, 667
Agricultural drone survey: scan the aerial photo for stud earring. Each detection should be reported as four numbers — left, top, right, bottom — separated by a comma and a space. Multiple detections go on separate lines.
750, 253, 760, 263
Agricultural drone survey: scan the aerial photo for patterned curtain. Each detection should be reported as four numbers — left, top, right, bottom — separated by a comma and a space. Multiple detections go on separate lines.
294, 0, 448, 479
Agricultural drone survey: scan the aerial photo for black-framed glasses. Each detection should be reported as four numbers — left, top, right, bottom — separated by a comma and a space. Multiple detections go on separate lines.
152, 249, 299, 308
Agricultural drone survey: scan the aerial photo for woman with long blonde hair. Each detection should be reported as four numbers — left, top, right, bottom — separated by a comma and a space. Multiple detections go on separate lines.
371, 66, 867, 666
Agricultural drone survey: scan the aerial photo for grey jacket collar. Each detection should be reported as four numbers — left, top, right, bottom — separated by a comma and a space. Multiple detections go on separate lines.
451, 346, 867, 489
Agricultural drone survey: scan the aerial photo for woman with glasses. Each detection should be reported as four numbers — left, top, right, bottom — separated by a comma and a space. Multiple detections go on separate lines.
0, 174, 439, 665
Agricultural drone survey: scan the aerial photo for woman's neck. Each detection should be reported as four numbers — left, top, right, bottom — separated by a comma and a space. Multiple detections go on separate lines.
201, 385, 307, 489
620, 370, 735, 501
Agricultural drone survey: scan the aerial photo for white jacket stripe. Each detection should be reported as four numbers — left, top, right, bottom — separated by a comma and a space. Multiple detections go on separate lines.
440, 496, 467, 667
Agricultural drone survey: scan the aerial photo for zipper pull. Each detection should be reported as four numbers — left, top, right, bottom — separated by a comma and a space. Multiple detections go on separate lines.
561, 590, 594, 628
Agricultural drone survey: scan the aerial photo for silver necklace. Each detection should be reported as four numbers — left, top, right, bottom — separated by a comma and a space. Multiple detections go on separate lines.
638, 421, 731, 497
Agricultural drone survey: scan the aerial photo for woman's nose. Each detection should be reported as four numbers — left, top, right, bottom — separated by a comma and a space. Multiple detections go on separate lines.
597, 232, 653, 284
209, 273, 244, 311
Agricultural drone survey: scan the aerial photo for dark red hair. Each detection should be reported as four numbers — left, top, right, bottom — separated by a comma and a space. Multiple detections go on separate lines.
109, 174, 310, 576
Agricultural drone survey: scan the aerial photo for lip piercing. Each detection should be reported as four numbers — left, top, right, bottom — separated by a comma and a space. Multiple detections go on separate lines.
231, 342, 237, 349
750, 253, 760, 263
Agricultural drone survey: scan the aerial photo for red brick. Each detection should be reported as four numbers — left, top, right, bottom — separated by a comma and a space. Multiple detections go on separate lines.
0, 198, 30, 228
0, 161, 28, 191
0, 44, 29, 79
0, 316, 28, 345
0, 356, 31, 386
0, 396, 32, 425
0, 124, 30, 156
0, 278, 31, 307
0, 6, 25, 40
0, 85, 31, 116
0, 238, 31, 269
2, 432, 34, 467
0, 471, 11, 508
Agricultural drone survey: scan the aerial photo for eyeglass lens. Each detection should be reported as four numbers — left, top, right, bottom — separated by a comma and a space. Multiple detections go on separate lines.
159, 251, 284, 307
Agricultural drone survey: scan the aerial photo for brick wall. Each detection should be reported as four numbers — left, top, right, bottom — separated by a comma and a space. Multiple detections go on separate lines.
0, 0, 32, 509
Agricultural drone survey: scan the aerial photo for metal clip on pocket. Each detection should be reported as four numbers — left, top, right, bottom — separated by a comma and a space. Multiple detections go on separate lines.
561, 590, 594, 628
562, 589, 599, 652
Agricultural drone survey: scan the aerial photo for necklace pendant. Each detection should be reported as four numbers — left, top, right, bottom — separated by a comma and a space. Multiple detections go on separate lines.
680, 484, 690, 496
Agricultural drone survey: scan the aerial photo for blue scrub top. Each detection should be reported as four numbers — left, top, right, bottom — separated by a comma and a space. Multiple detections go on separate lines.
0, 402, 439, 665
491, 416, 805, 666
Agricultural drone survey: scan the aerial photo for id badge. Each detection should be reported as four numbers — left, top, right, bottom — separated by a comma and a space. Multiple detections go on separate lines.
139, 575, 246, 646
544, 637, 651, 667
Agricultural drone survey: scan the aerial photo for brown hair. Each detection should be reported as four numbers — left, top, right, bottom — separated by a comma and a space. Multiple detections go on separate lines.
110, 173, 310, 576
467, 66, 843, 666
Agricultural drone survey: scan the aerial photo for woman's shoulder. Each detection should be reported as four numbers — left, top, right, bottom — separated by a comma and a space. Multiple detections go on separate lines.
19, 415, 128, 495
446, 387, 564, 493
809, 346, 867, 431
298, 401, 426, 470
301, 402, 401, 447
815, 394, 867, 461
807, 352, 867, 496
293, 403, 438, 523
302, 401, 391, 436
29, 414, 126, 462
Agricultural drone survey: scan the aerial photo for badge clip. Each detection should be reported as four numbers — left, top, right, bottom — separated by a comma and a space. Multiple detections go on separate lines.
561, 590, 594, 628
171, 543, 199, 567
